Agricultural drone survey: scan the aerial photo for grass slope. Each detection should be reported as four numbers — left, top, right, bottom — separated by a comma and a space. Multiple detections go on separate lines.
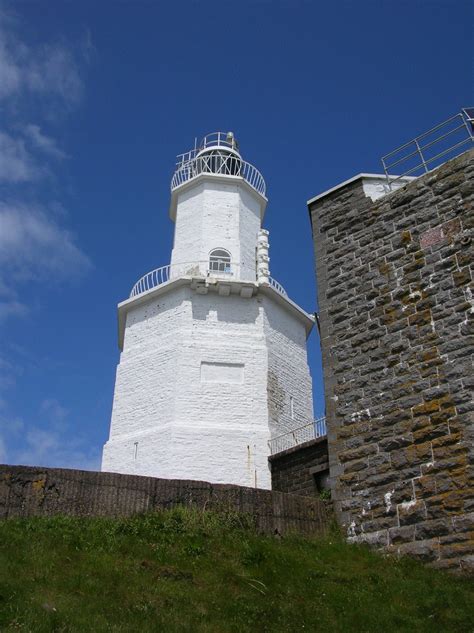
0, 508, 472, 632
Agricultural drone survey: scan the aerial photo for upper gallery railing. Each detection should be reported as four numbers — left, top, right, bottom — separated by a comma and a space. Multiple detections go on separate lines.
129, 262, 287, 298
268, 416, 327, 455
171, 132, 266, 197
381, 108, 474, 189
171, 153, 266, 197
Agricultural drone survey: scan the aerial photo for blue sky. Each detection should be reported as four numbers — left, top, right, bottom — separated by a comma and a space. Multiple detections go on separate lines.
0, 0, 472, 470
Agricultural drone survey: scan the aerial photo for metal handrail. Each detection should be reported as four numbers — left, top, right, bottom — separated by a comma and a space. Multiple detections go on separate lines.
268, 417, 327, 455
176, 132, 239, 166
381, 108, 474, 189
198, 131, 238, 152
171, 153, 266, 197
267, 277, 288, 297
130, 265, 171, 297
130, 262, 288, 298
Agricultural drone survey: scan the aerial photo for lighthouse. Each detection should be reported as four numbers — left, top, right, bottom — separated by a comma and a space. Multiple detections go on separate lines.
102, 132, 314, 489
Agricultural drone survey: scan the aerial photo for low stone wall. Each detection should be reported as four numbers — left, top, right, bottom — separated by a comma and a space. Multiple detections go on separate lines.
269, 437, 329, 497
0, 465, 330, 537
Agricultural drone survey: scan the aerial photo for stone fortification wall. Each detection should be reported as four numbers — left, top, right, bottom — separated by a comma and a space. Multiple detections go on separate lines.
269, 437, 329, 497
308, 149, 474, 572
0, 465, 330, 537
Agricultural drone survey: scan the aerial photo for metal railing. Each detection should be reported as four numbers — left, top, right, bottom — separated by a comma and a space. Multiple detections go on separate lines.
267, 277, 288, 297
130, 265, 171, 297
382, 108, 474, 189
129, 262, 288, 299
171, 153, 266, 197
268, 416, 327, 455
175, 132, 239, 166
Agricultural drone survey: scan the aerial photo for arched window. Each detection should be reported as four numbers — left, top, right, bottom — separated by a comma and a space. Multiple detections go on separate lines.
209, 249, 232, 274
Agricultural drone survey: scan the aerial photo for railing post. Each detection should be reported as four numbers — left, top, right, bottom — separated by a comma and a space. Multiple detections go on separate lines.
461, 110, 474, 140
414, 138, 429, 173
382, 157, 392, 191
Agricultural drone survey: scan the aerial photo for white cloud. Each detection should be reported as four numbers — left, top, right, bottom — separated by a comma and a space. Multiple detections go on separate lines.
1, 427, 101, 471
23, 124, 68, 160
0, 202, 91, 322
27, 45, 83, 107
0, 9, 97, 470
0, 11, 84, 107
0, 277, 28, 323
0, 299, 27, 322
15, 433, 101, 471
0, 397, 101, 471
0, 10, 21, 100
0, 202, 92, 283
41, 398, 68, 425
0, 130, 40, 182
0, 11, 92, 317
0, 354, 20, 390
0, 9, 81, 182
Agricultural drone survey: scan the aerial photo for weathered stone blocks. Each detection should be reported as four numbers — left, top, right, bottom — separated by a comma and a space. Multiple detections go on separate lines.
309, 148, 474, 572
269, 437, 329, 498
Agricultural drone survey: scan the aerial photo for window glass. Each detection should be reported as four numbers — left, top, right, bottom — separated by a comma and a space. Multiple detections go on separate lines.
209, 249, 231, 273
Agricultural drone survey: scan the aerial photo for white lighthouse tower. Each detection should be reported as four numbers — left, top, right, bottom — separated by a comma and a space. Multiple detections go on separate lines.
102, 132, 314, 489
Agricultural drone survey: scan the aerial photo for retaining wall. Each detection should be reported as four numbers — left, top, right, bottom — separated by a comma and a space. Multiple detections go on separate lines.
0, 464, 330, 537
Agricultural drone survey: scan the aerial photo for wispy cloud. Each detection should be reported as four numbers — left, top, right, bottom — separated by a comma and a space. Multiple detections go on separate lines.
0, 6, 98, 472
0, 299, 27, 322
0, 9, 84, 107
23, 124, 68, 160
0, 8, 77, 185
0, 366, 98, 471
0, 354, 21, 390
0, 202, 92, 281
0, 398, 101, 470
0, 11, 21, 100
15, 429, 101, 471
0, 275, 28, 323
41, 398, 68, 426
0, 130, 40, 182
0, 9, 92, 316
0, 202, 91, 319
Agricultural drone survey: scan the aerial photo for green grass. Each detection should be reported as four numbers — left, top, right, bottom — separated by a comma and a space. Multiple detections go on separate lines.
0, 508, 472, 633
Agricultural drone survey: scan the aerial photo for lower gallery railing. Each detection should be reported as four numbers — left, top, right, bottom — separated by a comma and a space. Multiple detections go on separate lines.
130, 262, 288, 299
268, 417, 327, 455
